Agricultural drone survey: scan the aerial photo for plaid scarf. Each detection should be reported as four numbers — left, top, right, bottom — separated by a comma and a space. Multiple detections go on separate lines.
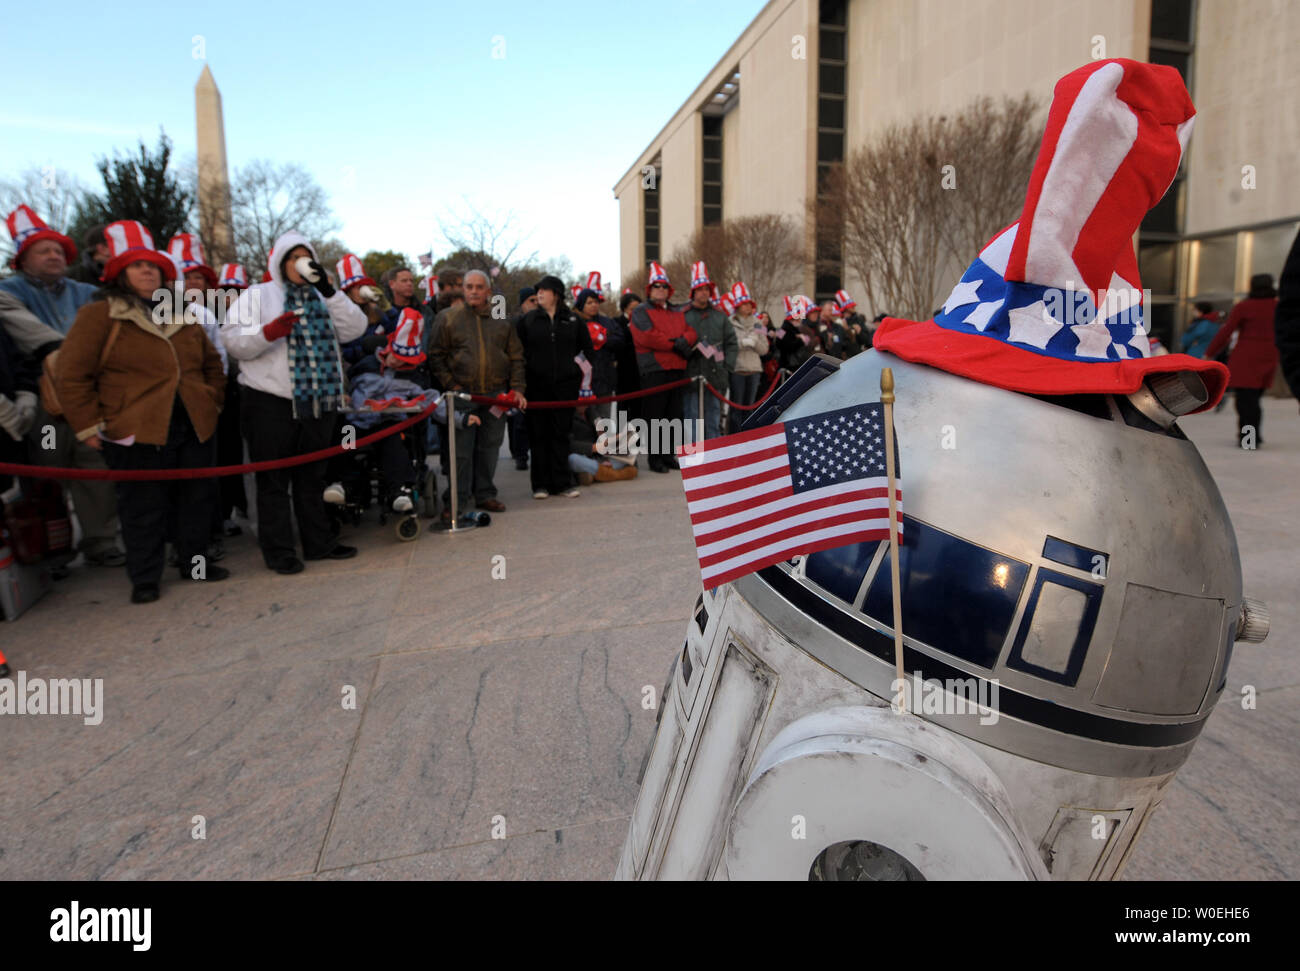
283, 283, 347, 419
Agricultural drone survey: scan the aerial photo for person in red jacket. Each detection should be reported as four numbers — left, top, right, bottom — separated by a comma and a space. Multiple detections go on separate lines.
1207, 273, 1280, 448
630, 262, 696, 472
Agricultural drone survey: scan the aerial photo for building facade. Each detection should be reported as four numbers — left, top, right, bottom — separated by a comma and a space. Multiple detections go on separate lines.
614, 0, 1300, 351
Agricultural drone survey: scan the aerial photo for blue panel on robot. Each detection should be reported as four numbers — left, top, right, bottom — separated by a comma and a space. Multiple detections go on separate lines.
861, 517, 1029, 668
806, 541, 881, 604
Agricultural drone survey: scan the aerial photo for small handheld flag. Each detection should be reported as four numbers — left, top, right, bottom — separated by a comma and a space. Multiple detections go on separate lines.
679, 402, 902, 588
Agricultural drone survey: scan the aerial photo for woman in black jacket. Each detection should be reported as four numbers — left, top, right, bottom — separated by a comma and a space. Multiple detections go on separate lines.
516, 276, 594, 499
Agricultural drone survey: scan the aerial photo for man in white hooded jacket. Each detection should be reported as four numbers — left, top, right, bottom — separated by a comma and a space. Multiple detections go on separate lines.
221, 231, 367, 574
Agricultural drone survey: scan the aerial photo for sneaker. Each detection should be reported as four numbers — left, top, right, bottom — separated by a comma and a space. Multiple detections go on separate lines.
323, 482, 346, 504
562, 488, 580, 498
533, 490, 549, 500
392, 487, 414, 513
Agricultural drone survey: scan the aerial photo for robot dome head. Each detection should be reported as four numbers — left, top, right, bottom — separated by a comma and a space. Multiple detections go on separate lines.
745, 59, 1254, 778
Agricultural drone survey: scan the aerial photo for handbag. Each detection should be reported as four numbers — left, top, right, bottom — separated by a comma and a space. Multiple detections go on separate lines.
40, 320, 121, 419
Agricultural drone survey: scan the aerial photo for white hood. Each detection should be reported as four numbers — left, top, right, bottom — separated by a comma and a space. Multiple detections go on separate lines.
266, 231, 317, 288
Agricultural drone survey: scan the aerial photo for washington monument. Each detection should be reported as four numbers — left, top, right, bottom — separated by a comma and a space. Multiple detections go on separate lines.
195, 65, 234, 264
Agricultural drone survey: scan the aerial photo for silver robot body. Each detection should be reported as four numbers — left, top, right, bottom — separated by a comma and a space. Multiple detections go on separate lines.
618, 350, 1266, 880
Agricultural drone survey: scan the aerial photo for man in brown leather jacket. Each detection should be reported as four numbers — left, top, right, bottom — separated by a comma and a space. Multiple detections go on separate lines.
428, 269, 526, 516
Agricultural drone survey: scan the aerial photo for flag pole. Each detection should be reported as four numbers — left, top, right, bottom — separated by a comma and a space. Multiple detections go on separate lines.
881, 367, 907, 714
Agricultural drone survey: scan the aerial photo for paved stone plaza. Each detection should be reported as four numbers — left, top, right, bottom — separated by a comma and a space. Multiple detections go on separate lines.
1, 397, 1296, 880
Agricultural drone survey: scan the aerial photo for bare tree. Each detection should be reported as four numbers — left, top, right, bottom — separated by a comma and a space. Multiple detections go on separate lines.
665, 213, 804, 317
0, 166, 90, 270
229, 160, 339, 275
439, 197, 538, 273
816, 94, 1043, 320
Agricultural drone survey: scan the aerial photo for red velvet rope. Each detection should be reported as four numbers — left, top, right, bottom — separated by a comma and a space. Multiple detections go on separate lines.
0, 401, 437, 481
703, 371, 784, 410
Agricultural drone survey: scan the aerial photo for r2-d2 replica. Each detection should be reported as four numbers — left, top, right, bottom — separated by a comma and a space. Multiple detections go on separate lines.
615, 58, 1271, 881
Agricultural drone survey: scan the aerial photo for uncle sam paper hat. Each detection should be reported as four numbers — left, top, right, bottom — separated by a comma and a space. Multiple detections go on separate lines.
336, 253, 376, 292
166, 233, 218, 289
5, 204, 77, 269
217, 263, 249, 289
874, 59, 1228, 411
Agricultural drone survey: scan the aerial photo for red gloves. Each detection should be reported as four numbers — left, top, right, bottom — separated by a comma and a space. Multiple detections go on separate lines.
262, 311, 298, 342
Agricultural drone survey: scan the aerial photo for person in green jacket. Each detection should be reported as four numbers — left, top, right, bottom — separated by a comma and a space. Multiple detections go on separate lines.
681, 261, 737, 444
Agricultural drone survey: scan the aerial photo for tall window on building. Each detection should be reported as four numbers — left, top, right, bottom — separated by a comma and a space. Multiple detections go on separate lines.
816, 0, 848, 302
644, 157, 661, 264
702, 116, 723, 227
1141, 0, 1196, 347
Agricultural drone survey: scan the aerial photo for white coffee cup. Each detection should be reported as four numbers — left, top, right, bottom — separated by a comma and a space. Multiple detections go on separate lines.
294, 256, 320, 283
358, 285, 380, 303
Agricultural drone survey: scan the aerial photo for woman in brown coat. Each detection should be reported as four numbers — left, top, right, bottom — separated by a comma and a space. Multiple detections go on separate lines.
1207, 273, 1280, 447
57, 220, 228, 603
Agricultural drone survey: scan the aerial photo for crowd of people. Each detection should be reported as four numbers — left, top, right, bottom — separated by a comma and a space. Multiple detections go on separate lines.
2, 202, 1294, 609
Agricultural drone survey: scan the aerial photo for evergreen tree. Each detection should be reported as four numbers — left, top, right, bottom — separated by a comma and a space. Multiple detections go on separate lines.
71, 131, 192, 245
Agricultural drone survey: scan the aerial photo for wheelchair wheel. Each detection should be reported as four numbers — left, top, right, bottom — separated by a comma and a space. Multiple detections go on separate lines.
396, 516, 421, 542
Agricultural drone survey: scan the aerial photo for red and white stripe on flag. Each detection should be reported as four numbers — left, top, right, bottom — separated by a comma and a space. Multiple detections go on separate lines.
679, 418, 901, 588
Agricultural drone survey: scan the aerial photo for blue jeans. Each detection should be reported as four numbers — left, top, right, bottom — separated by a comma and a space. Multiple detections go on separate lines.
683, 381, 722, 444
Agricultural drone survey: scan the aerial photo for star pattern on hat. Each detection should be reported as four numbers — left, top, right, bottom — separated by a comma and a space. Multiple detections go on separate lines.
1006, 301, 1062, 349
942, 278, 984, 316
963, 298, 1004, 332
1070, 318, 1115, 359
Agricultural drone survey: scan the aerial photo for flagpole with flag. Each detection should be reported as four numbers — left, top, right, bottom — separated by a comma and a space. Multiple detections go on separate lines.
881, 367, 907, 713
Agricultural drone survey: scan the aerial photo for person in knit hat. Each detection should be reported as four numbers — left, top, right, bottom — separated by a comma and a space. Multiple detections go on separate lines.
727, 281, 769, 433
629, 261, 696, 472
516, 275, 592, 498
1, 205, 125, 568
681, 260, 737, 444
574, 285, 624, 425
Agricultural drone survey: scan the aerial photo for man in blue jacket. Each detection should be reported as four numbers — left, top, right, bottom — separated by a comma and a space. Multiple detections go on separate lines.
2, 205, 123, 567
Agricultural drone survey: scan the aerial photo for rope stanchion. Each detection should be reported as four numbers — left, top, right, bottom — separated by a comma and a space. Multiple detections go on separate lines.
0, 399, 437, 482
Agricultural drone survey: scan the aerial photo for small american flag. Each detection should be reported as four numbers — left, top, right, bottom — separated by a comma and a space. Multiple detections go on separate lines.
680, 402, 902, 588
417, 252, 433, 268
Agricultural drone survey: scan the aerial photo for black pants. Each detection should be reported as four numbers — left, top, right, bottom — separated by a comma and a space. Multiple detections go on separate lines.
101, 405, 215, 587
508, 409, 529, 461
442, 407, 505, 507
640, 370, 685, 468
241, 386, 338, 565
526, 406, 575, 494
1234, 388, 1264, 443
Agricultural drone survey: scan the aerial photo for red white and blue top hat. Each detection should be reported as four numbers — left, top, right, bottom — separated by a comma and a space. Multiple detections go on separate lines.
730, 281, 756, 310
689, 260, 716, 297
335, 253, 376, 292
718, 293, 736, 317
166, 233, 218, 289
5, 204, 77, 269
384, 307, 426, 368
217, 263, 248, 289
585, 270, 602, 294
102, 220, 176, 283
834, 289, 856, 313
783, 294, 812, 322
422, 276, 439, 301
646, 261, 673, 298
874, 59, 1227, 410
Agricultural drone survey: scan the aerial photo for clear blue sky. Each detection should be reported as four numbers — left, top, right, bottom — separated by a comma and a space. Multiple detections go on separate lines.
0, 0, 767, 282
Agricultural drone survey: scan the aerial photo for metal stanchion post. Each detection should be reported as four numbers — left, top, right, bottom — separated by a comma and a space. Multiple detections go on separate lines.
437, 392, 477, 533
696, 375, 705, 446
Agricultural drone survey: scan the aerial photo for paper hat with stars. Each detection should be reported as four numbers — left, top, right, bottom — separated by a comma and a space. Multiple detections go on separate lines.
873, 59, 1227, 411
